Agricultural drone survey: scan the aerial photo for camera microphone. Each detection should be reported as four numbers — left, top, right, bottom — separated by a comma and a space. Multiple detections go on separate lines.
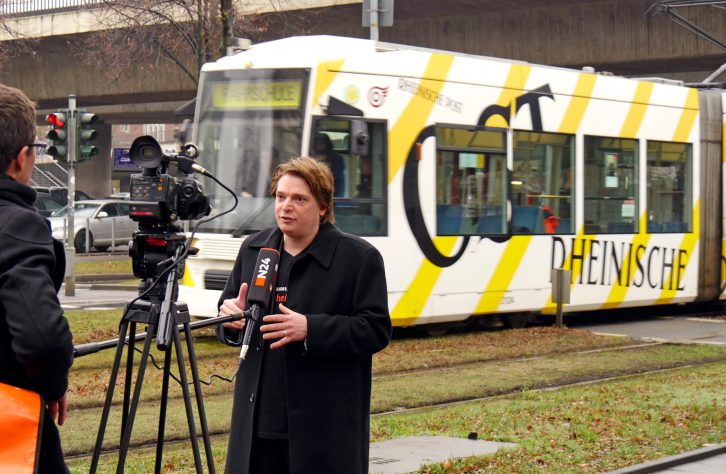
240, 247, 280, 360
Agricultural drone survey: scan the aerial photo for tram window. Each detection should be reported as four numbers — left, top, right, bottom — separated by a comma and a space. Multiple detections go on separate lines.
436, 127, 507, 235
646, 141, 692, 233
311, 118, 387, 236
513, 131, 575, 234
583, 136, 639, 234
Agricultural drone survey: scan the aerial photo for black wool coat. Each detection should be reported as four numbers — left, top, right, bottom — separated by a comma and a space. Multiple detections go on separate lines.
0, 175, 74, 473
217, 223, 391, 474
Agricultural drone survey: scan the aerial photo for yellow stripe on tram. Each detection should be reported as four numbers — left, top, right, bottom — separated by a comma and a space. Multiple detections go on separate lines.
312, 59, 346, 113
388, 53, 455, 184
389, 53, 456, 325
654, 88, 700, 304
655, 200, 700, 304
596, 82, 655, 309
601, 213, 651, 310
558, 73, 597, 134
672, 88, 699, 143
472, 66, 535, 314
620, 81, 654, 139
541, 74, 598, 314
470, 65, 533, 314
468, 65, 532, 314
391, 237, 460, 326
475, 236, 533, 313
483, 64, 532, 129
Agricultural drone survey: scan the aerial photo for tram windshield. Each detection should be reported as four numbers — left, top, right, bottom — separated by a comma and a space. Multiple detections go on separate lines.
194, 68, 309, 235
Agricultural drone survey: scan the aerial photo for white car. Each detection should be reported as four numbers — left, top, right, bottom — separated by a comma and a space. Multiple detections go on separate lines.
49, 200, 138, 252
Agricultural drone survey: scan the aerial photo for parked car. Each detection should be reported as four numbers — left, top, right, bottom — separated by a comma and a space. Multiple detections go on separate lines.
48, 200, 137, 252
32, 186, 94, 204
35, 192, 65, 217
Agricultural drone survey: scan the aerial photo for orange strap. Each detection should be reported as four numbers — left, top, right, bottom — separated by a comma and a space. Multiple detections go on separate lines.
0, 382, 43, 474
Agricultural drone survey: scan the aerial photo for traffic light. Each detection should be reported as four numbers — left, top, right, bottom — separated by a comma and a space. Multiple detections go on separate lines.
45, 110, 69, 162
78, 111, 98, 161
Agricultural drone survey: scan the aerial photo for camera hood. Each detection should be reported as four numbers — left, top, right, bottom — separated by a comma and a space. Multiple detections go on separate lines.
129, 136, 164, 169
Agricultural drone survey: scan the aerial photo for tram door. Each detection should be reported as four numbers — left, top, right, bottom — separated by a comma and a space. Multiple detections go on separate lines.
310, 118, 388, 236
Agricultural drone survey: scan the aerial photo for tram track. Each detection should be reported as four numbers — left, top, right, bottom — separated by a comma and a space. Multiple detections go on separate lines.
66, 340, 657, 410
64, 343, 726, 464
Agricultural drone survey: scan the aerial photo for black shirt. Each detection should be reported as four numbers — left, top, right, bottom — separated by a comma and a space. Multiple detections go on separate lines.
254, 249, 296, 438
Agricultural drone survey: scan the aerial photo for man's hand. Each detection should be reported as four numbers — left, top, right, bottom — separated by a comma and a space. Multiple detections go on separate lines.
261, 303, 308, 349
46, 392, 68, 426
221, 283, 247, 331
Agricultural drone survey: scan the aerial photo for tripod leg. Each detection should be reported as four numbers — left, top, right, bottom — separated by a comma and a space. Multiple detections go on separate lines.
90, 319, 130, 474
116, 328, 155, 474
172, 326, 204, 474
121, 321, 137, 445
184, 323, 216, 474
154, 344, 173, 474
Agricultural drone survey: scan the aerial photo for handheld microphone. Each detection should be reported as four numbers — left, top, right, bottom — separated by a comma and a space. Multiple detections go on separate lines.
240, 247, 280, 360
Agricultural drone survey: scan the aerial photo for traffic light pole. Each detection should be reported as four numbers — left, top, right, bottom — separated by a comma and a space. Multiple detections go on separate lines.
65, 95, 77, 297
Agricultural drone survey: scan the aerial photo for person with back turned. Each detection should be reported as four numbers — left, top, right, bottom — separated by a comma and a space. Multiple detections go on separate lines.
217, 156, 391, 473
0, 84, 74, 472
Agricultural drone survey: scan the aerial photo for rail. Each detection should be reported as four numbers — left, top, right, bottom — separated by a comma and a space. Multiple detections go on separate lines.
0, 0, 102, 17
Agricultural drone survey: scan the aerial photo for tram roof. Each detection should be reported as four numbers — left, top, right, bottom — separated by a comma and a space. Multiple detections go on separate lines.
201, 35, 698, 101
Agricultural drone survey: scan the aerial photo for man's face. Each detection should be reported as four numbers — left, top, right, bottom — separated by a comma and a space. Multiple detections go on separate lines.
274, 173, 324, 242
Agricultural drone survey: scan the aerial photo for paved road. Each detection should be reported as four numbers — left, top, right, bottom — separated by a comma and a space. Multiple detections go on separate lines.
59, 284, 138, 309
572, 314, 726, 345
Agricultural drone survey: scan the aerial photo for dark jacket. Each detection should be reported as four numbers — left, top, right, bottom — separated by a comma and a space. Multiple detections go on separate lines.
217, 223, 391, 474
0, 174, 74, 473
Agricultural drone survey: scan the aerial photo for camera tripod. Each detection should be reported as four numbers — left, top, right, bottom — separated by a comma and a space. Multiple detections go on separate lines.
86, 240, 218, 474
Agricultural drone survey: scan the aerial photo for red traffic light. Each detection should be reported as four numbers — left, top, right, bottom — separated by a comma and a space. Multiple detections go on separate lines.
46, 112, 66, 127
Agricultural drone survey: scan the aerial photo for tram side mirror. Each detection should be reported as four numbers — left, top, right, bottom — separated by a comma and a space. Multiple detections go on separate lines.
350, 120, 369, 157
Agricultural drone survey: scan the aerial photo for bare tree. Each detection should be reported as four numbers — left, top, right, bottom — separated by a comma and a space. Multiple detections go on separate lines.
69, 0, 314, 87
0, 2, 40, 67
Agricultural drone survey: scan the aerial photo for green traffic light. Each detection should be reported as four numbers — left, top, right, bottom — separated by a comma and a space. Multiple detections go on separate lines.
80, 146, 99, 157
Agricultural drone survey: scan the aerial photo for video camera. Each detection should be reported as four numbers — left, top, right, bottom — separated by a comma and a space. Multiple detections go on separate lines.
127, 136, 211, 280
128, 136, 211, 227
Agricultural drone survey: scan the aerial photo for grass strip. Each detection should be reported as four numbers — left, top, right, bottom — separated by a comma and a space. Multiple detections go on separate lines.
67, 360, 726, 473
75, 259, 133, 275
61, 344, 726, 455
377, 361, 726, 473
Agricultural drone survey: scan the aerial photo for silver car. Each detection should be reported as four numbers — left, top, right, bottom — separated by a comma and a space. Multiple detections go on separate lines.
49, 200, 138, 252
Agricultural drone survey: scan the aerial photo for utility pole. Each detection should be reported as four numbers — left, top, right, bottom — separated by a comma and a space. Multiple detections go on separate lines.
65, 95, 77, 297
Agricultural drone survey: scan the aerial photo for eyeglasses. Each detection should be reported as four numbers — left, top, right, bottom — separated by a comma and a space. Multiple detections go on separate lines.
29, 142, 47, 153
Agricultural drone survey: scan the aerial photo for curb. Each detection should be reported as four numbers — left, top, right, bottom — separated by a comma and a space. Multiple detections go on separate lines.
607, 443, 726, 473
76, 273, 135, 282
88, 284, 139, 291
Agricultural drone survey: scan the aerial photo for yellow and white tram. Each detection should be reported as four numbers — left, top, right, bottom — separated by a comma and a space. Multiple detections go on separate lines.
178, 35, 726, 327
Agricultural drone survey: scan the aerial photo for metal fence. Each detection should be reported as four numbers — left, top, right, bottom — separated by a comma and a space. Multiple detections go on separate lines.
0, 0, 102, 17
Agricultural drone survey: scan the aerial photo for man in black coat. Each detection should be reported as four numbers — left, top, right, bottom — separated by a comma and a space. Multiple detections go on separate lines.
217, 156, 391, 473
0, 84, 74, 473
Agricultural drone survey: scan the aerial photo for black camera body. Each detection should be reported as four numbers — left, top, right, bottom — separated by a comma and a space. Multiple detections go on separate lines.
130, 174, 209, 224
127, 136, 211, 280
128, 136, 211, 227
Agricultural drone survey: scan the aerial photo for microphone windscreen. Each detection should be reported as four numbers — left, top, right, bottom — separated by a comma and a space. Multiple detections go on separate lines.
247, 247, 280, 310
